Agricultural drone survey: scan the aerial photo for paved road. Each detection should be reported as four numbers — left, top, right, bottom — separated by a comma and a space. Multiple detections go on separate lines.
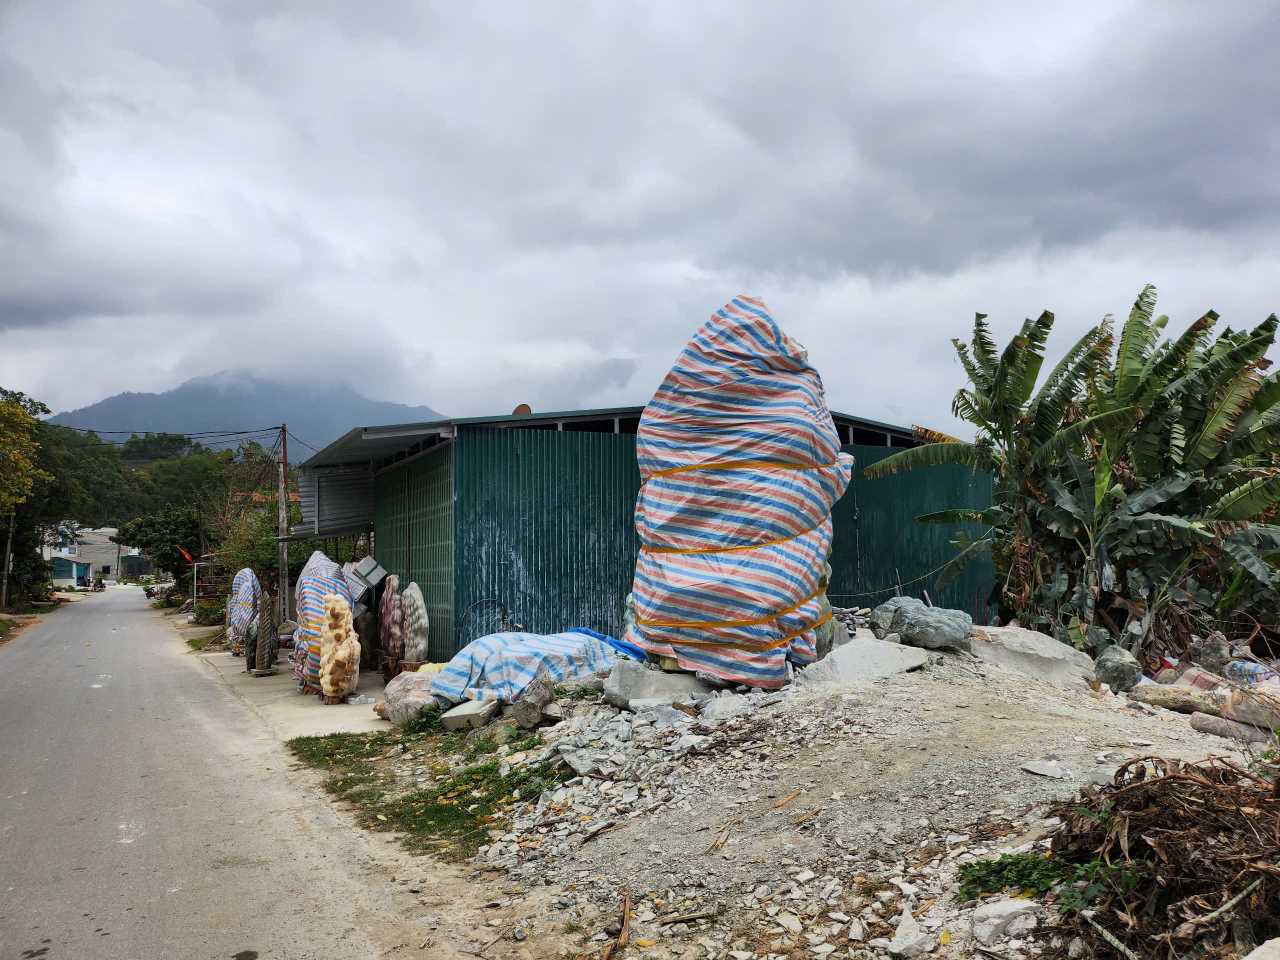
0, 588, 387, 960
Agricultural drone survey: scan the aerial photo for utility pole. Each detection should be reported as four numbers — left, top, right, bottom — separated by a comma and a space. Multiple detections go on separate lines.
278, 424, 291, 624
1, 508, 14, 610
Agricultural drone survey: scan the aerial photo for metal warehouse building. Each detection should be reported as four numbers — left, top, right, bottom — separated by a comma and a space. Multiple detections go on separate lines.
295, 407, 991, 661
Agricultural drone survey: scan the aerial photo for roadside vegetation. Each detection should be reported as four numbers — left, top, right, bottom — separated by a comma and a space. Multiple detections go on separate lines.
868, 285, 1280, 659
0, 385, 346, 612
288, 720, 563, 859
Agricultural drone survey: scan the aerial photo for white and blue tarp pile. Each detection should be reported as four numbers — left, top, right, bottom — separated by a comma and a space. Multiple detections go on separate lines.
227, 568, 261, 655
430, 629, 620, 704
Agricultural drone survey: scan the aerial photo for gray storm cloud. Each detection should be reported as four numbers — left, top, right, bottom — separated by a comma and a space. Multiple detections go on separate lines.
1, 1, 1278, 429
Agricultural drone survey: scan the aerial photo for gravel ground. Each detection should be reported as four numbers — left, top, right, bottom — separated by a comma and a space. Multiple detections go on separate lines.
451, 652, 1249, 959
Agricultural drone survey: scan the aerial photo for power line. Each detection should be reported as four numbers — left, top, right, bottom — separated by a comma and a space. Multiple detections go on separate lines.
284, 428, 322, 454
50, 424, 282, 437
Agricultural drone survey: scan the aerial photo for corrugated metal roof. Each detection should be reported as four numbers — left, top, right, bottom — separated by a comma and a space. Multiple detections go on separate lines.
300, 406, 915, 469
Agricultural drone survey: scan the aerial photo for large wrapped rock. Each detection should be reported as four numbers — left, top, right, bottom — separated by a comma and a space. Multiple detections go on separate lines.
402, 582, 430, 662
624, 296, 853, 688
319, 594, 361, 701
379, 574, 404, 660
890, 601, 972, 653
379, 670, 440, 725
1094, 644, 1142, 692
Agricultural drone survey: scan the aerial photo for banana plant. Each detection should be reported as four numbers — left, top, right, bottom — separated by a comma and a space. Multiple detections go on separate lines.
863, 287, 1280, 652
865, 308, 1128, 616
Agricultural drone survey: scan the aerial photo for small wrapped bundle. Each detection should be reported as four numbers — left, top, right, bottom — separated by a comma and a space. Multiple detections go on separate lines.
319, 594, 361, 703
253, 586, 277, 674
380, 575, 404, 661
402, 582, 430, 663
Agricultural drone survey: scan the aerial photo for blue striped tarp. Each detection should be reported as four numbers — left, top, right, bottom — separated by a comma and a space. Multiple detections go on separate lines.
624, 296, 852, 688
430, 631, 618, 704
292, 551, 352, 693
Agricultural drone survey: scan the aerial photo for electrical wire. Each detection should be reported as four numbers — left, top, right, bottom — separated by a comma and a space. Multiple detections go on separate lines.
51, 424, 282, 437
284, 428, 322, 454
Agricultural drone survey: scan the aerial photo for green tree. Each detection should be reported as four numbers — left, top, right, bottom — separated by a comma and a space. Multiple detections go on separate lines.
0, 392, 52, 608
865, 286, 1280, 657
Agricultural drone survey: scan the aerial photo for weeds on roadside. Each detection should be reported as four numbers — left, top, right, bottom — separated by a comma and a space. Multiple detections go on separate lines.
288, 721, 565, 859
958, 852, 1146, 913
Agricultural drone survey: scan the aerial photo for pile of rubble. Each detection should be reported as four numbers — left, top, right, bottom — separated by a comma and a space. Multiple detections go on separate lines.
366, 597, 1277, 958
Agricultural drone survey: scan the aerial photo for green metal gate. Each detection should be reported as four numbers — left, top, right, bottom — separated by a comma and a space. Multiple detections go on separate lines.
373, 443, 456, 660
829, 445, 995, 620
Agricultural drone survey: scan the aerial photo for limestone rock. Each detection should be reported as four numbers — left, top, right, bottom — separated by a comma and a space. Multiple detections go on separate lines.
510, 677, 555, 729
1243, 938, 1280, 960
888, 907, 931, 957
700, 691, 752, 722
972, 899, 1040, 946
441, 697, 499, 731
603, 661, 713, 711
870, 597, 923, 639
1188, 630, 1231, 674
1094, 645, 1142, 692
381, 670, 439, 725
970, 625, 1093, 686
891, 602, 973, 653
796, 637, 928, 686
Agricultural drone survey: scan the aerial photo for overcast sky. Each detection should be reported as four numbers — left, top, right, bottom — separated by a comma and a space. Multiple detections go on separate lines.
2, 1, 1278, 431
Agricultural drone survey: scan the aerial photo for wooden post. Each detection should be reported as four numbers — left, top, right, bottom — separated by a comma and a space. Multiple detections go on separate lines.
278, 425, 291, 623
1, 507, 14, 609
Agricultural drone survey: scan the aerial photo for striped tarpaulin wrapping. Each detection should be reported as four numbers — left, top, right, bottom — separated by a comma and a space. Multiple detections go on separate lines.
624, 296, 852, 688
227, 568, 260, 655
292, 551, 352, 693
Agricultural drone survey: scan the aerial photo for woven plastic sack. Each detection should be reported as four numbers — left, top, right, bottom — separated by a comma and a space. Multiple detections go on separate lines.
624, 296, 853, 688
380, 574, 404, 660
402, 582, 430, 661
319, 594, 361, 700
292, 551, 352, 693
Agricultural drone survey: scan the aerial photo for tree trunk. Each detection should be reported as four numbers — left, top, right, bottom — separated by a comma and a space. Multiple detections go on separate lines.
1, 508, 15, 610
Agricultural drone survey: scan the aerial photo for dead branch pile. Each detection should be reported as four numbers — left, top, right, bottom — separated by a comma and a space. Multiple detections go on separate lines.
1049, 756, 1280, 958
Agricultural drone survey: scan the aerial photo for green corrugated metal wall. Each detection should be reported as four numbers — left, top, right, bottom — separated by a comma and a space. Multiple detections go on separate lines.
452, 427, 641, 650
373, 443, 456, 659
829, 444, 996, 620
373, 432, 993, 662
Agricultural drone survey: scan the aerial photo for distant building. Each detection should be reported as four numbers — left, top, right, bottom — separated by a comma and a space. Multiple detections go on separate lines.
42, 527, 149, 586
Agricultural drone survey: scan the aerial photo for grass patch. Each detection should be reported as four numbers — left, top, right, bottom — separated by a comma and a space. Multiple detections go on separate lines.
287, 722, 566, 859
957, 852, 1146, 912
0, 618, 13, 639
553, 682, 600, 701
186, 636, 207, 651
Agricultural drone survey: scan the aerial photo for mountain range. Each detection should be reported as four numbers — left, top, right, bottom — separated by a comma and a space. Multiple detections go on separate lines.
49, 372, 444, 455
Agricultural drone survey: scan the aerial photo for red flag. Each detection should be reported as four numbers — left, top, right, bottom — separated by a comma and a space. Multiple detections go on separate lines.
176, 545, 194, 564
